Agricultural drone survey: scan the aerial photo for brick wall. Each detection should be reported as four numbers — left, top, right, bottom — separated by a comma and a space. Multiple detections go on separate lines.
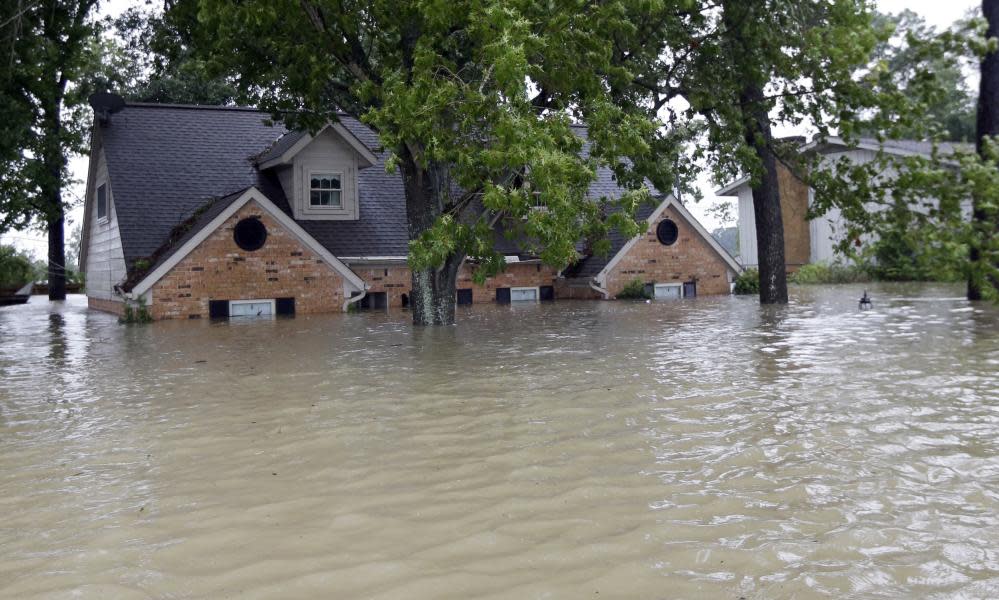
352, 265, 412, 307
604, 205, 733, 297
148, 201, 346, 319
353, 262, 562, 307
777, 161, 811, 268
458, 262, 561, 303
88, 296, 125, 316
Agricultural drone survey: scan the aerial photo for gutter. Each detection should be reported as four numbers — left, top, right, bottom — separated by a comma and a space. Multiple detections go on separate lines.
589, 277, 611, 300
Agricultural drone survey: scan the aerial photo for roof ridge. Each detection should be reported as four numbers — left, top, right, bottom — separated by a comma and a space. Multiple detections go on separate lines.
122, 102, 361, 121
123, 101, 265, 112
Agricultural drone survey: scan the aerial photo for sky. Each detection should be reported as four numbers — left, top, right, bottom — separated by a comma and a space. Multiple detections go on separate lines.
0, 0, 983, 259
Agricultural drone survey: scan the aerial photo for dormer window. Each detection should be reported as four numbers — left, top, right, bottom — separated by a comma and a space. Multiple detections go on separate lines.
309, 172, 343, 208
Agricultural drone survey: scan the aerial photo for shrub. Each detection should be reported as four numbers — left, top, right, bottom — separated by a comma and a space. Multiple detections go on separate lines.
789, 262, 870, 285
733, 268, 760, 295
617, 277, 651, 299
0, 245, 36, 289
120, 297, 153, 324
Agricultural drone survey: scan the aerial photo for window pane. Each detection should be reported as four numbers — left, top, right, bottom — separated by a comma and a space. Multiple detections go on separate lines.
511, 288, 537, 302
230, 301, 273, 317
310, 173, 342, 190
654, 284, 682, 300
328, 190, 342, 207
97, 184, 107, 218
310, 190, 321, 206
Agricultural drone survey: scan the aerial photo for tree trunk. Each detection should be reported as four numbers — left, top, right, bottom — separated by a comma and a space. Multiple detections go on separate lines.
970, 0, 999, 300
41, 102, 67, 301
741, 86, 789, 305
722, 0, 788, 305
47, 210, 66, 300
400, 154, 463, 326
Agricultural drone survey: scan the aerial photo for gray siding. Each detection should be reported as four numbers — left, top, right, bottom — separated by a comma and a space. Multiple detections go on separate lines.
85, 149, 127, 300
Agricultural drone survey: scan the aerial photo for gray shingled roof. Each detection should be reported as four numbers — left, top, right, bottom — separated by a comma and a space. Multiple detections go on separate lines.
101, 104, 290, 265
100, 103, 658, 278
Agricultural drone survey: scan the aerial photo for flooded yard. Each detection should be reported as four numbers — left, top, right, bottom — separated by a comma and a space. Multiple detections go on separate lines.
1, 284, 998, 599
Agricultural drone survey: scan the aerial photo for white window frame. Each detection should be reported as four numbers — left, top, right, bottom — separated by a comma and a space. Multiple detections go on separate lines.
653, 283, 684, 300
96, 182, 109, 223
510, 286, 540, 302
228, 298, 276, 318
307, 170, 344, 209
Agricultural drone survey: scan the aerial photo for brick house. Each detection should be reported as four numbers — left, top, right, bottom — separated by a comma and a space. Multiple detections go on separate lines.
80, 97, 741, 320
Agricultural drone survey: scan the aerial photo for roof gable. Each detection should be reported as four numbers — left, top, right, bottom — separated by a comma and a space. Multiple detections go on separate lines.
257, 123, 378, 169
128, 187, 366, 296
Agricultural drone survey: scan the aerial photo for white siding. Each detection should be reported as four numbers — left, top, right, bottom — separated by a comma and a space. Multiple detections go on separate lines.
85, 149, 127, 300
736, 187, 757, 268
735, 147, 914, 268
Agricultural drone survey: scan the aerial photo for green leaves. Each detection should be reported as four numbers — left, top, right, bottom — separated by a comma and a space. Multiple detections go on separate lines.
194, 0, 660, 279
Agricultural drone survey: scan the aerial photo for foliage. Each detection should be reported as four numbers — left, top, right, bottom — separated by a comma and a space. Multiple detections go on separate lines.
0, 245, 36, 289
801, 8, 999, 300
1, 0, 96, 226
188, 0, 671, 323
705, 200, 737, 228
857, 10, 977, 143
733, 269, 760, 295
0, 0, 105, 299
107, 5, 238, 105
863, 205, 966, 282
617, 278, 651, 300
788, 263, 870, 285
809, 135, 999, 299
120, 297, 152, 324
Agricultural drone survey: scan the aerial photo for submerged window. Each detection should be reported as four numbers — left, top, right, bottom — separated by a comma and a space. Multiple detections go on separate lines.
233, 217, 267, 251
511, 287, 539, 302
229, 299, 275, 318
309, 172, 343, 207
96, 183, 108, 221
654, 283, 683, 300
656, 219, 679, 246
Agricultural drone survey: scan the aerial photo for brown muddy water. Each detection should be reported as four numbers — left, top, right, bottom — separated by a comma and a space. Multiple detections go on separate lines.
1, 284, 998, 599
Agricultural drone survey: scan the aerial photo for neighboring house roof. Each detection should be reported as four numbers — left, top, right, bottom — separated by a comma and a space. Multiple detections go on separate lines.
715, 136, 973, 196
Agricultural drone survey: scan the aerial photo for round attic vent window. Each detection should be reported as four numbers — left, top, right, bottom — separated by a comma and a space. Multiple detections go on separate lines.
233, 218, 267, 251
656, 219, 679, 246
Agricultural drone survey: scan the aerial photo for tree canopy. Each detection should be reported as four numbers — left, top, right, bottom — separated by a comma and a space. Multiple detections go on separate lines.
190, 0, 676, 323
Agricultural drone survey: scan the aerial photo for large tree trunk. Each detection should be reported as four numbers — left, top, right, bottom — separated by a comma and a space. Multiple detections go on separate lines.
47, 211, 66, 300
970, 0, 999, 300
722, 0, 788, 305
400, 154, 463, 326
41, 100, 67, 301
741, 86, 789, 305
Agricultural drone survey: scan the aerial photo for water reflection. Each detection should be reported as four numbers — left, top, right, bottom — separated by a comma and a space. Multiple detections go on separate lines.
0, 286, 998, 599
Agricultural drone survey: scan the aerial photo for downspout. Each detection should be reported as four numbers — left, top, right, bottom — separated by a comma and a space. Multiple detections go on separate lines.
589, 277, 611, 300
343, 286, 368, 311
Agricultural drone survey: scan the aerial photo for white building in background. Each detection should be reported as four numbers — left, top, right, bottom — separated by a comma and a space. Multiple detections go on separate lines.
716, 137, 969, 270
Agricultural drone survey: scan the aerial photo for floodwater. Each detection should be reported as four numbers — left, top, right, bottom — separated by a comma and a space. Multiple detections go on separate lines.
1, 285, 998, 599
